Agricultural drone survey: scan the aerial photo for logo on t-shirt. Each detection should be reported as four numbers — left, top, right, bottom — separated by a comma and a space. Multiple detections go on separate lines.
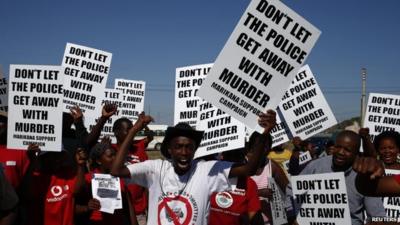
47, 185, 69, 203
157, 192, 198, 225
215, 192, 233, 209
51, 186, 63, 197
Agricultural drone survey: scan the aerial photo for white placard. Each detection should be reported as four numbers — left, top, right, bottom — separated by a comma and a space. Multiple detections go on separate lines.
383, 169, 400, 219
291, 172, 351, 225
363, 93, 400, 142
299, 151, 312, 165
61, 43, 111, 123
194, 102, 246, 159
7, 65, 63, 151
88, 89, 123, 144
0, 65, 8, 112
268, 177, 288, 225
174, 63, 213, 127
279, 65, 337, 139
91, 173, 122, 214
114, 79, 145, 121
198, 0, 320, 129
271, 113, 290, 147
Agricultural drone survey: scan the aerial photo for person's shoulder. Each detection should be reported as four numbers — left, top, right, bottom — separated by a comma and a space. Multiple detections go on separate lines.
198, 159, 233, 167
246, 176, 257, 187
310, 155, 332, 164
136, 158, 163, 166
301, 156, 332, 174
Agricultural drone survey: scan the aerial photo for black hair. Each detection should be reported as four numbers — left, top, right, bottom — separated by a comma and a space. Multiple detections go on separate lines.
112, 117, 132, 133
326, 140, 334, 147
374, 131, 400, 150
89, 142, 115, 168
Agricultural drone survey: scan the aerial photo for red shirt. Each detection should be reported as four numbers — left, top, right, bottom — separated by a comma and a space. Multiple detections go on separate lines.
84, 170, 127, 225
28, 170, 76, 225
112, 139, 148, 214
394, 174, 400, 185
0, 145, 30, 189
209, 178, 261, 225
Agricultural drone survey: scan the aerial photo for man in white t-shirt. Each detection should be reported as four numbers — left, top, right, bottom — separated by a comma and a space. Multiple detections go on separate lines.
111, 110, 276, 225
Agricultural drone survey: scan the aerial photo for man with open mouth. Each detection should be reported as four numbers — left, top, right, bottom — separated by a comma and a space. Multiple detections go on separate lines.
285, 130, 386, 225
111, 110, 276, 225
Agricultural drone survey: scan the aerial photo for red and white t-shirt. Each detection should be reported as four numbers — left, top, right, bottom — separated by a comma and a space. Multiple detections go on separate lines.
113, 138, 148, 214
28, 170, 76, 225
0, 145, 30, 189
127, 159, 233, 225
209, 177, 261, 225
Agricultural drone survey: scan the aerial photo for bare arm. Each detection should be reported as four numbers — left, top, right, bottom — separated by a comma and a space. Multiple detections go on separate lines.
271, 159, 289, 193
353, 157, 400, 196
126, 190, 138, 225
111, 112, 153, 178
73, 148, 88, 195
229, 110, 276, 178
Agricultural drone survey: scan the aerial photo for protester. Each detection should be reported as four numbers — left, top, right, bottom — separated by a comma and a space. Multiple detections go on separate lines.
374, 131, 400, 170
0, 112, 30, 191
286, 130, 386, 225
111, 110, 276, 224
112, 117, 150, 225
288, 137, 316, 176
0, 164, 18, 225
63, 104, 117, 156
252, 155, 289, 225
21, 145, 87, 225
75, 141, 137, 225
208, 148, 263, 225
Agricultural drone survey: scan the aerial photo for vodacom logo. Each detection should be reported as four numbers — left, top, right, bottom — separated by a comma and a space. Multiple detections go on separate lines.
50, 186, 63, 197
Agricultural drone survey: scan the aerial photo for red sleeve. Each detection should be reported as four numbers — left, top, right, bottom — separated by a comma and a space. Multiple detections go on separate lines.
246, 178, 261, 212
134, 139, 148, 161
85, 173, 92, 185
394, 174, 400, 185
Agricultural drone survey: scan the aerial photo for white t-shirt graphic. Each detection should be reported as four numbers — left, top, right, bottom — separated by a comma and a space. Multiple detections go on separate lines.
127, 159, 233, 225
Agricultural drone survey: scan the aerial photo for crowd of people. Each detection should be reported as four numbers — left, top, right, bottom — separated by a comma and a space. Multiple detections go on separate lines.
0, 104, 400, 225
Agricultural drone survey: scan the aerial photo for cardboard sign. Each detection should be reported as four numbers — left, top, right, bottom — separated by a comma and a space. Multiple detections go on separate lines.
383, 170, 400, 219
0, 65, 8, 112
194, 102, 246, 159
88, 89, 123, 144
91, 173, 122, 214
61, 43, 111, 122
174, 63, 213, 127
279, 65, 337, 139
363, 93, 400, 142
291, 172, 351, 225
299, 151, 312, 165
198, 0, 320, 129
268, 177, 288, 225
114, 79, 145, 121
7, 65, 63, 151
271, 113, 290, 147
